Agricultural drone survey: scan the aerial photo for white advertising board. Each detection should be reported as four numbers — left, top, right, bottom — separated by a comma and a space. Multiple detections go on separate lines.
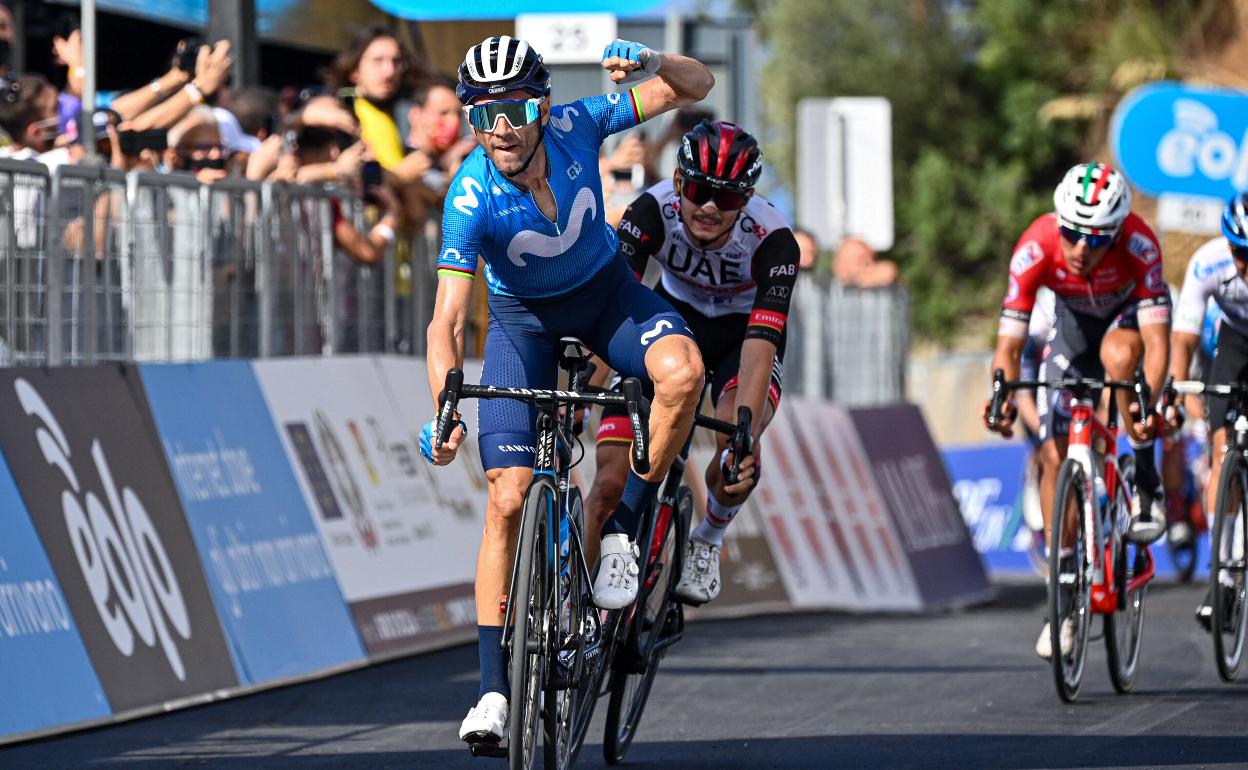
252, 356, 481, 655
798, 96, 894, 251
515, 13, 618, 64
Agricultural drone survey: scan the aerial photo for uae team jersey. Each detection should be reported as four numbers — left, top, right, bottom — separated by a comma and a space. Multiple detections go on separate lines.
1174, 237, 1248, 338
437, 90, 646, 298
999, 212, 1171, 338
616, 179, 799, 345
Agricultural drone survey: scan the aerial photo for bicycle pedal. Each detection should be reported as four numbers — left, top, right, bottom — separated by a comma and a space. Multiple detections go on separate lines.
464, 733, 506, 758
467, 740, 508, 759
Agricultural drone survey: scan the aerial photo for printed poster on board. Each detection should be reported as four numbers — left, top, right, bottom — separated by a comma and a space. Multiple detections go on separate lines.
252, 357, 478, 656
0, 449, 110, 740
138, 362, 365, 683
851, 404, 991, 607
0, 367, 238, 713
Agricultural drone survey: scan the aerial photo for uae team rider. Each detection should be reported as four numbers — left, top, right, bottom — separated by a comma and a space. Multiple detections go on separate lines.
419, 36, 714, 749
586, 121, 798, 605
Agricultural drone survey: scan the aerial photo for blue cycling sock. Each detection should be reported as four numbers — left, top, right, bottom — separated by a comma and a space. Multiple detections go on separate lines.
477, 625, 508, 699
602, 470, 660, 538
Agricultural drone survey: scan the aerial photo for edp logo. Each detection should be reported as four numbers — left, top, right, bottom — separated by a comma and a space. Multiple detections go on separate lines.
15, 378, 192, 680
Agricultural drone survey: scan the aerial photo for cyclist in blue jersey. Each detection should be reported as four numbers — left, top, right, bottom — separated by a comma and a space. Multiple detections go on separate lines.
417, 35, 714, 746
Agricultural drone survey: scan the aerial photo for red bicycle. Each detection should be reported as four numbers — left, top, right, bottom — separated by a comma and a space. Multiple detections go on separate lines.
989, 370, 1156, 701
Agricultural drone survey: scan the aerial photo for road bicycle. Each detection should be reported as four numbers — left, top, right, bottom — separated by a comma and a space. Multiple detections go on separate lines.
601, 398, 752, 765
435, 338, 649, 770
1170, 379, 1248, 681
989, 370, 1156, 702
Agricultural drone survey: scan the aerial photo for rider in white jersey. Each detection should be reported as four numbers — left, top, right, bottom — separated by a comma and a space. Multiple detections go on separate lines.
1169, 193, 1248, 631
588, 121, 799, 605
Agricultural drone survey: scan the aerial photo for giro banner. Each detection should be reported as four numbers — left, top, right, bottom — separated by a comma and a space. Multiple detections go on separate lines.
0, 367, 238, 714
252, 357, 480, 657
850, 405, 991, 608
137, 362, 366, 683
0, 449, 110, 737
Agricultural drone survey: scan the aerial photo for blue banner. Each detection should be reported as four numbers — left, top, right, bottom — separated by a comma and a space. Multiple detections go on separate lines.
942, 443, 1037, 575
0, 452, 110, 737
138, 362, 364, 684
1111, 81, 1248, 199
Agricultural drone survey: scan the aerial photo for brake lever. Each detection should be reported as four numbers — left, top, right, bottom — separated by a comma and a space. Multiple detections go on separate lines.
726, 406, 754, 485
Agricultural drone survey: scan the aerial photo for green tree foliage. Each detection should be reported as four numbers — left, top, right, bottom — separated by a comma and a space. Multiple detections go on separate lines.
748, 0, 1218, 342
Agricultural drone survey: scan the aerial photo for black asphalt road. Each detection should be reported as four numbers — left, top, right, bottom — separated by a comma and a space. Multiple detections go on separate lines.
5, 583, 1247, 769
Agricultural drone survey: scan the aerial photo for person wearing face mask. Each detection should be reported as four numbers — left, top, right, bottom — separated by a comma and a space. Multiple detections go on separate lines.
164, 106, 228, 184
0, 75, 73, 168
406, 75, 476, 195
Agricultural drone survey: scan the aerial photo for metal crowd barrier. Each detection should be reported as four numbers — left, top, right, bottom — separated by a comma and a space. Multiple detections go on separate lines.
0, 159, 408, 365
786, 273, 910, 406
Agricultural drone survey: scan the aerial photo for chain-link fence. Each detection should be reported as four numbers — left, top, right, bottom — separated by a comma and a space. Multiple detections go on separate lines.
0, 159, 405, 366
786, 272, 909, 406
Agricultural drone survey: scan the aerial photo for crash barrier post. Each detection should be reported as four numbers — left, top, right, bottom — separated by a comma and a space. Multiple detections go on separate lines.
0, 159, 51, 366
49, 164, 130, 365
787, 273, 910, 406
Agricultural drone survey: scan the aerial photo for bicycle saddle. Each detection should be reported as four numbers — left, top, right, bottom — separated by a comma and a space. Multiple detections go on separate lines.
558, 336, 592, 370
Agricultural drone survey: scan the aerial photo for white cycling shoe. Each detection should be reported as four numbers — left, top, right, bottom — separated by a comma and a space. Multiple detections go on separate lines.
1126, 487, 1167, 544
1035, 618, 1075, 660
593, 533, 640, 609
459, 691, 508, 744
675, 539, 722, 605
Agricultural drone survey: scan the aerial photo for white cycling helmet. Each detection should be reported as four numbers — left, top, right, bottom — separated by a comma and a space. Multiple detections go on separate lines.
1053, 162, 1132, 234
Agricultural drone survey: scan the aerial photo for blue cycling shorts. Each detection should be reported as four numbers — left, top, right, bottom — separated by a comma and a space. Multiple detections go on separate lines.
478, 255, 691, 471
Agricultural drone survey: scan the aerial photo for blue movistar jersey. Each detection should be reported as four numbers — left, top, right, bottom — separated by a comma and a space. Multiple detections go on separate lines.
437, 90, 647, 298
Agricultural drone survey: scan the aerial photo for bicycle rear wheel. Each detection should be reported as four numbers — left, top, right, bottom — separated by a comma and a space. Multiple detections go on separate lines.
509, 479, 554, 770
1050, 458, 1092, 703
1105, 456, 1147, 693
603, 485, 691, 765
1212, 451, 1248, 682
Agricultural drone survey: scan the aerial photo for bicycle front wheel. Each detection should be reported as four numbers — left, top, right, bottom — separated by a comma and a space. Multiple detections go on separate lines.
1105, 455, 1147, 693
1050, 458, 1092, 703
603, 485, 691, 764
1212, 451, 1248, 681
509, 478, 555, 770
543, 488, 598, 770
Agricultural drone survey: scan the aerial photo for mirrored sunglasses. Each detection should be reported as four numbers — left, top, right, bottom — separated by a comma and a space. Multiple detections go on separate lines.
465, 97, 543, 133
679, 179, 750, 211
1059, 224, 1116, 250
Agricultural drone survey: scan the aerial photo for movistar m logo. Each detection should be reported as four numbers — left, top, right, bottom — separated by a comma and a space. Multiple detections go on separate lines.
453, 178, 484, 215
506, 187, 597, 267
548, 106, 579, 137
640, 319, 673, 346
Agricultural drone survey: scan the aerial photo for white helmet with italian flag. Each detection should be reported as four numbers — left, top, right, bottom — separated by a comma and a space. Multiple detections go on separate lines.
1053, 162, 1132, 235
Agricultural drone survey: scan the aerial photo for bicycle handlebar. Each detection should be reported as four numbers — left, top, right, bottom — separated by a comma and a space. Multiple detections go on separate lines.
1170, 379, 1248, 398
987, 368, 1152, 428
434, 367, 652, 472
725, 406, 754, 485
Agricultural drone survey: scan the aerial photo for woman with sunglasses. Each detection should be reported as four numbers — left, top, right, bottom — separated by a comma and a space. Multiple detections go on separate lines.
1169, 193, 1248, 631
587, 120, 798, 606
420, 34, 715, 750
984, 162, 1172, 660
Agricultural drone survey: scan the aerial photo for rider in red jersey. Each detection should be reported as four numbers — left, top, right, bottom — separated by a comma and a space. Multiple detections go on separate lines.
985, 162, 1171, 659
